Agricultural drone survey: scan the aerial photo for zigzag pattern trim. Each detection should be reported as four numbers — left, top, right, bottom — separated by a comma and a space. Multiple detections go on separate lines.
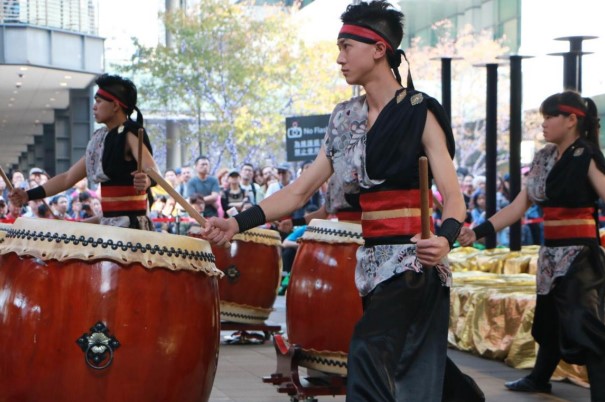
6, 228, 216, 263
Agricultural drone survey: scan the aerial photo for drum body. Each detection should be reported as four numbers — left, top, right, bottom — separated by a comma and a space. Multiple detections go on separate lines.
286, 219, 364, 375
191, 227, 282, 324
0, 218, 222, 402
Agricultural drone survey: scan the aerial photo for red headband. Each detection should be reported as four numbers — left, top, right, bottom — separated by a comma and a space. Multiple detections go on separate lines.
558, 104, 585, 117
338, 24, 393, 52
96, 88, 129, 110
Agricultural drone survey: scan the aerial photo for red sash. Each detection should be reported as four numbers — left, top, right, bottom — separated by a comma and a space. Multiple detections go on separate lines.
335, 210, 362, 223
542, 206, 596, 240
360, 189, 433, 238
101, 185, 147, 215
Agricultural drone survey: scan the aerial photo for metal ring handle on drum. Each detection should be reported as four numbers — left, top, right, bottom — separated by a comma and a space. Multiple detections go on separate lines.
85, 343, 115, 370
76, 321, 121, 371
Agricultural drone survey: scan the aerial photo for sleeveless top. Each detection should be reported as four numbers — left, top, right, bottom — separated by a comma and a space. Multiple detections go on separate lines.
324, 88, 455, 296
85, 120, 154, 229
526, 137, 605, 294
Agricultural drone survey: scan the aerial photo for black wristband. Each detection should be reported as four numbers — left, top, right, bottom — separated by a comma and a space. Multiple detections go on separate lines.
473, 220, 495, 240
26, 186, 47, 201
437, 217, 463, 249
291, 217, 306, 226
234, 204, 266, 233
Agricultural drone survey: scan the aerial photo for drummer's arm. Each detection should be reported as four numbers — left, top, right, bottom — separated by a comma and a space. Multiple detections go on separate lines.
258, 149, 333, 223
277, 204, 329, 232
206, 149, 333, 243
424, 115, 466, 224
24, 157, 87, 201
414, 111, 466, 265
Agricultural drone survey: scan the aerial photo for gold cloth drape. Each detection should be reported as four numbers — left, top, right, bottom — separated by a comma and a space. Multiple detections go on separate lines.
448, 247, 588, 387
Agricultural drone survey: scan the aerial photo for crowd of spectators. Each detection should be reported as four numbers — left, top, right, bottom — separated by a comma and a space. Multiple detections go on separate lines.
0, 160, 325, 236
1, 161, 561, 250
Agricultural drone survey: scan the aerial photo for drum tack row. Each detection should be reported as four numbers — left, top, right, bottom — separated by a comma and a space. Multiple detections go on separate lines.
0, 218, 360, 402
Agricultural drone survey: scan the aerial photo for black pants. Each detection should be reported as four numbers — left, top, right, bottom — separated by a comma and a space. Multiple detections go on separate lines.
530, 247, 605, 402
346, 269, 483, 402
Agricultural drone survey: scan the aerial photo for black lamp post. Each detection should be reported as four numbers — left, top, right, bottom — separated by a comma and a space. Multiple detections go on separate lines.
473, 62, 502, 249
497, 54, 533, 251
548, 35, 596, 92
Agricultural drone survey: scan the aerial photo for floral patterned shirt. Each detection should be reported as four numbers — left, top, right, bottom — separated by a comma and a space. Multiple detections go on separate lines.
526, 144, 582, 295
324, 94, 451, 296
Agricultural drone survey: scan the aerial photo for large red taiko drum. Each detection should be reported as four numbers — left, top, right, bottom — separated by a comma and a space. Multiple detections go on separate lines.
286, 219, 364, 375
0, 218, 223, 402
191, 226, 282, 324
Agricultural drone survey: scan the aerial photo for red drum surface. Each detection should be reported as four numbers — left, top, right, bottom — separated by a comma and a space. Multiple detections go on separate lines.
0, 218, 222, 402
190, 227, 282, 324
286, 219, 364, 375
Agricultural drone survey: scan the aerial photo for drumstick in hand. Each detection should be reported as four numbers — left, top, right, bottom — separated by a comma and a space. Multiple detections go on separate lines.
145, 167, 231, 247
419, 156, 431, 239
0, 166, 58, 219
137, 128, 144, 173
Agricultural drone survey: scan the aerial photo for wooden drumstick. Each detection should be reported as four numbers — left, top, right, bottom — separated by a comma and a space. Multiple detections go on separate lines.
145, 167, 231, 247
137, 128, 144, 173
0, 166, 12, 192
419, 156, 431, 239
0, 166, 59, 219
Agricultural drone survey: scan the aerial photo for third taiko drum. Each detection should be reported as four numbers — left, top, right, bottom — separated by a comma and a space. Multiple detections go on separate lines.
286, 219, 364, 375
0, 218, 222, 402
191, 226, 283, 324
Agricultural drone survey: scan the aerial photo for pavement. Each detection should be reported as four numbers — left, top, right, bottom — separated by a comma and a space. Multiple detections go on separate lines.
209, 296, 591, 402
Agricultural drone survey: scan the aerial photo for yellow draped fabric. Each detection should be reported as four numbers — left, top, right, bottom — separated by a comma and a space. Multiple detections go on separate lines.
448, 247, 588, 387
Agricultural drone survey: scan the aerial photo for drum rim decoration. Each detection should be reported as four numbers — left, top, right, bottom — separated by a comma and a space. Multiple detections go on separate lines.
190, 225, 282, 247
1, 217, 223, 276
303, 218, 364, 245
298, 349, 349, 376
219, 300, 274, 324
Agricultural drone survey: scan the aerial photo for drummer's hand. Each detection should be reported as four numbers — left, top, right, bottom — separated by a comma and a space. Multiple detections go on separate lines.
131, 171, 150, 194
277, 219, 293, 233
457, 226, 476, 247
9, 188, 28, 206
204, 217, 238, 247
411, 233, 450, 267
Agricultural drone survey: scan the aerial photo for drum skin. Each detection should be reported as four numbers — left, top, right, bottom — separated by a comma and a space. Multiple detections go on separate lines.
286, 224, 363, 355
0, 224, 220, 402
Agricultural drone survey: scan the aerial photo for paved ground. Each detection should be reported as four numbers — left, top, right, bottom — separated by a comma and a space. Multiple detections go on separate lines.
209, 296, 591, 402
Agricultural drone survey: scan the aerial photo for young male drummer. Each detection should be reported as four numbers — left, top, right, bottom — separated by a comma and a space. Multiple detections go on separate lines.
205, 1, 484, 400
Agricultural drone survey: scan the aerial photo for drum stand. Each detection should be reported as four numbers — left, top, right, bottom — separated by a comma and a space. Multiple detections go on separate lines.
262, 334, 347, 401
221, 321, 282, 344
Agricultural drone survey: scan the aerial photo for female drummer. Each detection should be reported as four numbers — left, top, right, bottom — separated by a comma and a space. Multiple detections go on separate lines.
458, 91, 605, 400
204, 2, 479, 400
9, 74, 158, 230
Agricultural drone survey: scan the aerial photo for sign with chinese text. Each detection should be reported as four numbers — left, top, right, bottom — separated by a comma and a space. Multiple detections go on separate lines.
285, 114, 329, 162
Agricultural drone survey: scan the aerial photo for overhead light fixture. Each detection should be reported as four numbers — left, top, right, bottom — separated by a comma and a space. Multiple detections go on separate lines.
19, 67, 28, 71
60, 82, 67, 86
64, 75, 72, 79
